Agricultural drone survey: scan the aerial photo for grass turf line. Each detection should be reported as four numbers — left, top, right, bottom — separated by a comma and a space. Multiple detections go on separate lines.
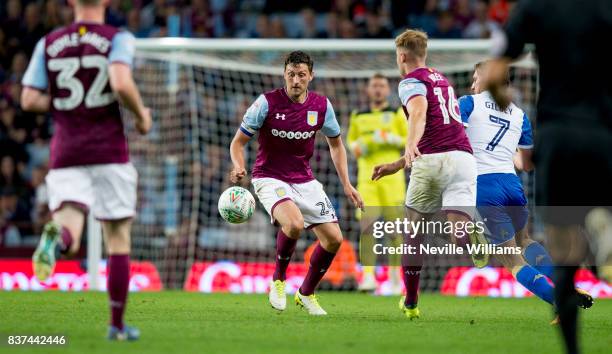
0, 291, 610, 354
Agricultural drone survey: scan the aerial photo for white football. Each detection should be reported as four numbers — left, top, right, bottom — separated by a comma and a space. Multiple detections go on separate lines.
218, 186, 256, 224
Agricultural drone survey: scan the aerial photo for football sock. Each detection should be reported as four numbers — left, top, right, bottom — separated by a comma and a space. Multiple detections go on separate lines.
59, 226, 73, 254
108, 254, 130, 330
515, 265, 554, 304
273, 229, 297, 281
299, 243, 336, 296
402, 233, 424, 307
523, 241, 554, 279
555, 266, 579, 354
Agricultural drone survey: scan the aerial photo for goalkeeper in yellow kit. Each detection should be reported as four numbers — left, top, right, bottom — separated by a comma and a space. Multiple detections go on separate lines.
348, 73, 408, 294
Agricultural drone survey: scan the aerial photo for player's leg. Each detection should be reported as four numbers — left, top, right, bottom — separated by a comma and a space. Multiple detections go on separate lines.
252, 178, 303, 310
517, 230, 554, 279
272, 201, 304, 280
495, 237, 555, 305
102, 218, 139, 341
51, 205, 87, 255
294, 222, 342, 315
381, 179, 407, 295
355, 182, 382, 292
268, 200, 305, 310
33, 167, 93, 281
399, 207, 426, 319
91, 163, 139, 340
290, 179, 340, 315
442, 151, 483, 266
399, 153, 446, 318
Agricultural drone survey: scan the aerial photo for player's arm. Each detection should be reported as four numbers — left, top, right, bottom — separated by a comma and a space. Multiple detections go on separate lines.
487, 0, 533, 109
21, 38, 50, 113
230, 94, 268, 183
346, 110, 364, 158
514, 111, 534, 172
230, 131, 251, 183
398, 78, 428, 165
21, 88, 50, 113
323, 99, 364, 210
514, 149, 534, 172
109, 64, 150, 134
458, 95, 474, 128
404, 96, 428, 164
108, 32, 151, 134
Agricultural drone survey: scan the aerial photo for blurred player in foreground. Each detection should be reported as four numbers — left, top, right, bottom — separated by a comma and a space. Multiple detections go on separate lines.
487, 1, 611, 352
460, 61, 592, 322
229, 51, 363, 315
372, 29, 483, 319
21, 0, 152, 341
347, 73, 407, 294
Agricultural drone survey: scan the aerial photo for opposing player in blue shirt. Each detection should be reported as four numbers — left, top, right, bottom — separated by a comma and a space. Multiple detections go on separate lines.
459, 61, 593, 322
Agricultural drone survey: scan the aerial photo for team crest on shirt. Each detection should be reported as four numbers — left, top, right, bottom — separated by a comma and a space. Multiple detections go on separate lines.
307, 111, 318, 126
275, 187, 287, 198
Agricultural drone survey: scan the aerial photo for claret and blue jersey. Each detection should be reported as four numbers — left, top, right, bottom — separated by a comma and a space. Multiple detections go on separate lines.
240, 88, 341, 184
21, 22, 135, 169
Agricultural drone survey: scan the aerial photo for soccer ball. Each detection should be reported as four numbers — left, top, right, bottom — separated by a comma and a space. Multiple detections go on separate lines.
218, 186, 256, 224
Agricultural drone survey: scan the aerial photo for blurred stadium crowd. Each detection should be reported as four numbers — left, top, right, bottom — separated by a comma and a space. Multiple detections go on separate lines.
0, 0, 515, 247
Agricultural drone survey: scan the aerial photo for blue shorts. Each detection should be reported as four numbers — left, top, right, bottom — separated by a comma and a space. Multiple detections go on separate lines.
476, 173, 529, 245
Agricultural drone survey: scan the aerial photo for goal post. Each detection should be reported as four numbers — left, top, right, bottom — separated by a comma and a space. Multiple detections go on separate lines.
125, 38, 537, 291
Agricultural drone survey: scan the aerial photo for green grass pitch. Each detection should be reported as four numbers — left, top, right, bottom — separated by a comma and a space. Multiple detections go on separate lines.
0, 291, 610, 354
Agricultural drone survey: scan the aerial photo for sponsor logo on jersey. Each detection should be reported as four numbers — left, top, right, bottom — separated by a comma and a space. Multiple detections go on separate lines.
270, 129, 315, 140
307, 111, 318, 126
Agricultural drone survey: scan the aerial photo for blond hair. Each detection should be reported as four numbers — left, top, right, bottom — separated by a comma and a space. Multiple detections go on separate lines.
395, 29, 428, 59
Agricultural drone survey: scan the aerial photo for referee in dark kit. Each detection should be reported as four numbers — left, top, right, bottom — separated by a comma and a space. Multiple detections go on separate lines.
486, 1, 612, 354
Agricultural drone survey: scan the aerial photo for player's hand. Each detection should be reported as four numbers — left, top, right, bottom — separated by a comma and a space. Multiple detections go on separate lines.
405, 144, 421, 165
344, 184, 364, 211
230, 166, 247, 184
136, 107, 152, 135
371, 160, 404, 181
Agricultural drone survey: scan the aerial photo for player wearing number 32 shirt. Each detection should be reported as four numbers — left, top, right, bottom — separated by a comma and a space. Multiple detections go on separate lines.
21, 0, 152, 341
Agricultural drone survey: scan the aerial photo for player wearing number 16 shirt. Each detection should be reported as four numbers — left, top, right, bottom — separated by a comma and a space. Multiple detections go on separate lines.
20, 0, 152, 341
371, 29, 481, 319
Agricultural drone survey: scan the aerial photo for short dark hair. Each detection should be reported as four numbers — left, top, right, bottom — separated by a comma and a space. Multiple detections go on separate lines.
284, 51, 314, 72
78, 0, 102, 5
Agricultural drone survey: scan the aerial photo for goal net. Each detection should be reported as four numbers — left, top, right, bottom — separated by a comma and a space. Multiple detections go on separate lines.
125, 39, 538, 292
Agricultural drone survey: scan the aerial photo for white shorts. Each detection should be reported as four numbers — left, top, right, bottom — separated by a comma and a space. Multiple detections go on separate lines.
46, 163, 138, 220
405, 151, 476, 216
252, 177, 338, 229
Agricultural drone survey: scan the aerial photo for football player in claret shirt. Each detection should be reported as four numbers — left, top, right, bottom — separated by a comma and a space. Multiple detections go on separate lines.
21, 0, 152, 341
229, 51, 363, 315
372, 29, 484, 319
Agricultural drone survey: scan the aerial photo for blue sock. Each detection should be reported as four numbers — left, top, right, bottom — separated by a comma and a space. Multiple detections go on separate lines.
523, 242, 554, 279
516, 265, 555, 304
